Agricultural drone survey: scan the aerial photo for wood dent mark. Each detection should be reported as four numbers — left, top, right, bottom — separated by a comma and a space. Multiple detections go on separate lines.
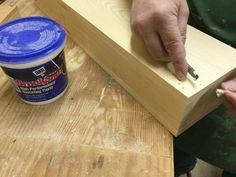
97, 155, 104, 169
92, 155, 105, 169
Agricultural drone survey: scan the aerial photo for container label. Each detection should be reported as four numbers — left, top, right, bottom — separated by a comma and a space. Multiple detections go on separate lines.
2, 51, 68, 103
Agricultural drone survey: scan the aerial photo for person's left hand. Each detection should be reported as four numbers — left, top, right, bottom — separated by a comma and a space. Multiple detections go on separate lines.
221, 78, 236, 115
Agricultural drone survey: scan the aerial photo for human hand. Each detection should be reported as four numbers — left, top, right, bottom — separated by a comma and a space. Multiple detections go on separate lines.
221, 79, 236, 116
131, 0, 189, 80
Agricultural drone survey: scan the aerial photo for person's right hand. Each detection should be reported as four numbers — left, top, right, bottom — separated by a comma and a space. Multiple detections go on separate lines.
221, 79, 236, 116
131, 0, 189, 80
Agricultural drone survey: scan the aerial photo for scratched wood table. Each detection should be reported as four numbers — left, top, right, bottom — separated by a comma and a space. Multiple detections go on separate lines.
0, 0, 173, 177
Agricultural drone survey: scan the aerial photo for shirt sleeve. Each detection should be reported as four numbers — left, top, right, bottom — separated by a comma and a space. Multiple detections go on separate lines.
187, 0, 236, 47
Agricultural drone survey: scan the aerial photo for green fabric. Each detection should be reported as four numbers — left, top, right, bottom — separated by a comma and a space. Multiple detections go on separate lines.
187, 0, 236, 47
175, 105, 236, 173
175, 1, 236, 172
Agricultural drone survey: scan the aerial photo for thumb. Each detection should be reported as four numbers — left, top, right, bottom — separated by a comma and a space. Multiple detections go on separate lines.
225, 90, 236, 108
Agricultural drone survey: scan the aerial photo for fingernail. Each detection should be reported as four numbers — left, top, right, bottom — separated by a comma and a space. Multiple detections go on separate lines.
176, 72, 186, 81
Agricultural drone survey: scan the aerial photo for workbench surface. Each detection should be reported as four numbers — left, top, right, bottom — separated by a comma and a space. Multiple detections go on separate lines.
0, 0, 173, 176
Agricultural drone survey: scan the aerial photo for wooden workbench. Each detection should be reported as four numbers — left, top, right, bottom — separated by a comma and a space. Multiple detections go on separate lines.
0, 0, 173, 176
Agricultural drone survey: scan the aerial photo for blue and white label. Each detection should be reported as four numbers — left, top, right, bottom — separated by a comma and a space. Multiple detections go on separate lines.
2, 51, 68, 103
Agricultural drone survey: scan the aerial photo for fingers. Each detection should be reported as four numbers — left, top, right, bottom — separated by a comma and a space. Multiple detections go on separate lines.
225, 91, 236, 108
132, 21, 168, 60
178, 0, 189, 44
220, 79, 236, 115
157, 16, 188, 80
131, 0, 189, 80
222, 91, 236, 115
221, 79, 236, 92
143, 33, 168, 61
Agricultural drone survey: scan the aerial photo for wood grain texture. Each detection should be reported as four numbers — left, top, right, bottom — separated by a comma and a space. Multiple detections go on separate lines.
0, 136, 171, 177
0, 0, 173, 176
0, 5, 19, 24
36, 0, 236, 135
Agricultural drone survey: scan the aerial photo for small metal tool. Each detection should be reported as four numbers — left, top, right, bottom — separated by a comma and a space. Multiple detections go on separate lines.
188, 65, 199, 80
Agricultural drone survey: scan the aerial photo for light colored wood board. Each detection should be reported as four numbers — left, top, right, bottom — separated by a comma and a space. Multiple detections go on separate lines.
0, 5, 19, 24
0, 0, 173, 176
0, 136, 172, 177
35, 0, 184, 135
36, 0, 236, 135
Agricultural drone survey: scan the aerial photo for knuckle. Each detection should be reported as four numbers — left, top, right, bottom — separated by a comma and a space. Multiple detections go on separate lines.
131, 16, 147, 32
165, 40, 182, 51
183, 7, 189, 17
131, 5, 174, 30
181, 0, 190, 16
166, 42, 185, 60
153, 9, 169, 22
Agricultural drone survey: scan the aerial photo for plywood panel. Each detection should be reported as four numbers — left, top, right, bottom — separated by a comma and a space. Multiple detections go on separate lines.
36, 0, 236, 135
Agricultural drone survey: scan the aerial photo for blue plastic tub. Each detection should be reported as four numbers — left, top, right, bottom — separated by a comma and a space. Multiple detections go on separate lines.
0, 16, 68, 104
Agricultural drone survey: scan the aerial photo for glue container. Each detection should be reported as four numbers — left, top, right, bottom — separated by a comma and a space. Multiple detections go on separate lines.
0, 16, 68, 105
